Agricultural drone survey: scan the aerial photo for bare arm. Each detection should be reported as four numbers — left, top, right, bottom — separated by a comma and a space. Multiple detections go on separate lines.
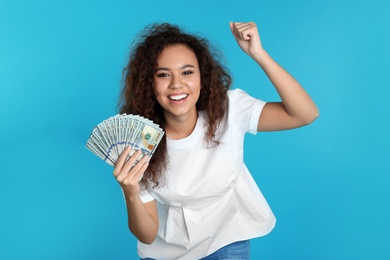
123, 193, 158, 244
230, 22, 319, 131
113, 147, 158, 244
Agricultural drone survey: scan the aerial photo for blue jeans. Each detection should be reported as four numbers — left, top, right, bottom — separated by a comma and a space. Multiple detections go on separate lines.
142, 240, 250, 260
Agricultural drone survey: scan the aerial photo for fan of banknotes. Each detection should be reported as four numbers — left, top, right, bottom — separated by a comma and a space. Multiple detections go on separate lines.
86, 114, 164, 167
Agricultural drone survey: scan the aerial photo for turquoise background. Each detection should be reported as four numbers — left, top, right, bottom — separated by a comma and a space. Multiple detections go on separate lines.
1, 0, 389, 259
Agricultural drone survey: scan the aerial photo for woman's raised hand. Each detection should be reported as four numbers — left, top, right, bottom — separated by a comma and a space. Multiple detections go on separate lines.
229, 21, 264, 59
113, 147, 149, 196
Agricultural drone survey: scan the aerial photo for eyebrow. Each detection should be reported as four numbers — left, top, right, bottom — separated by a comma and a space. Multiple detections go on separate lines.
155, 64, 195, 72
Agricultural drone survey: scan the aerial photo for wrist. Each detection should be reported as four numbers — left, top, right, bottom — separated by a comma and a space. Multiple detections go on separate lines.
250, 48, 269, 65
121, 186, 140, 202
251, 48, 269, 67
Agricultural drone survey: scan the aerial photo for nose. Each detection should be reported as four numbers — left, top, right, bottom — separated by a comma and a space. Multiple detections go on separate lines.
169, 74, 182, 89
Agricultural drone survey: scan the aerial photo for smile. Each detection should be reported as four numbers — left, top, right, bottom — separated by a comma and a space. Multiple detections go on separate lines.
168, 94, 189, 101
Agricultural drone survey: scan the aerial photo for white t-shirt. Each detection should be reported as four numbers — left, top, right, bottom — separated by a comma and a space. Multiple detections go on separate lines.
138, 89, 276, 259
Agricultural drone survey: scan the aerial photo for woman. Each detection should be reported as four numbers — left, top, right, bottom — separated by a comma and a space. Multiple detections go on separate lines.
114, 21, 319, 259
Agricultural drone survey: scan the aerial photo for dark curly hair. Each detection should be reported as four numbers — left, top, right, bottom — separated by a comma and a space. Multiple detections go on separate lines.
118, 23, 232, 188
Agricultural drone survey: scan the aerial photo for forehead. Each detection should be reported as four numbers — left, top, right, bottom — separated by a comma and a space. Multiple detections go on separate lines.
157, 44, 198, 64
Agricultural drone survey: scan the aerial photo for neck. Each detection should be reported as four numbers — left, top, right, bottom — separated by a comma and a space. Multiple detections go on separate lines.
164, 111, 198, 140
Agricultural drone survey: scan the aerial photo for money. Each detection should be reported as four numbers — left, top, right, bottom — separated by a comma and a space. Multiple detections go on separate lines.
86, 114, 164, 167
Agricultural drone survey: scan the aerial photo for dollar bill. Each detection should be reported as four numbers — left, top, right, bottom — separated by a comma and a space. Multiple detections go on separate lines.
86, 114, 164, 167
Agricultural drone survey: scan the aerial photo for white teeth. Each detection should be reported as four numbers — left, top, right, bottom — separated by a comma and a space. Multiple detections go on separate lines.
169, 94, 188, 100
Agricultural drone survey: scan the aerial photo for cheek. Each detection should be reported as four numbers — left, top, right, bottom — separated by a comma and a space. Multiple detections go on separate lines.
152, 82, 160, 97
154, 92, 164, 106
154, 89, 164, 100
153, 79, 166, 95
193, 75, 201, 88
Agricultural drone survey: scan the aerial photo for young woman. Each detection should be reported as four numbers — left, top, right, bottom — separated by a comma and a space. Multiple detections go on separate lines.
114, 21, 319, 259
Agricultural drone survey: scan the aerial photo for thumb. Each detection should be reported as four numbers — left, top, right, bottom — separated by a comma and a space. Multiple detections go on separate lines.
229, 21, 238, 40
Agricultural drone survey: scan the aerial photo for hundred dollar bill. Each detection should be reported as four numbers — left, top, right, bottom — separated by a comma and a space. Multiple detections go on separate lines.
86, 114, 164, 167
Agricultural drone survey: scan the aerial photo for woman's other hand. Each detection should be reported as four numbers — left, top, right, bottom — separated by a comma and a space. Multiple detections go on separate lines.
230, 21, 264, 59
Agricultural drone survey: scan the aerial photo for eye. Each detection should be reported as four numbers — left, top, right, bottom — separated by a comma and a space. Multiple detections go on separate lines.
157, 72, 170, 78
182, 70, 194, 76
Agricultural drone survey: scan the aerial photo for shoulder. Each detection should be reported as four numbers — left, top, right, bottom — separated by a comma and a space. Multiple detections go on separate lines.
226, 88, 266, 135
227, 88, 265, 111
227, 88, 262, 105
227, 88, 249, 100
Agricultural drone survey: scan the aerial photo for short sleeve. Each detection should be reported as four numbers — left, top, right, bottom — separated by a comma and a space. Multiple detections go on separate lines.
121, 187, 155, 204
227, 89, 267, 135
139, 188, 155, 203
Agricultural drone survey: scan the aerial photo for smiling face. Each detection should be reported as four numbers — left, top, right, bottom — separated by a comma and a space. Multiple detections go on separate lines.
153, 44, 201, 123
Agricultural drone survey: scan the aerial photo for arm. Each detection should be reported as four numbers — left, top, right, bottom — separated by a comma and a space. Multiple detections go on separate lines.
113, 147, 158, 244
230, 22, 319, 131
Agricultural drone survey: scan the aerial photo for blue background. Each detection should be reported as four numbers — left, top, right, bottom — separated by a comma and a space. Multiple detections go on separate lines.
1, 0, 389, 259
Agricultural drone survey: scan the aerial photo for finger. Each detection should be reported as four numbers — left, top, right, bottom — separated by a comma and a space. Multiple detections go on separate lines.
113, 146, 131, 177
233, 21, 255, 30
123, 155, 150, 185
233, 22, 249, 29
231, 22, 251, 41
116, 150, 142, 182
241, 29, 254, 41
229, 21, 234, 34
121, 149, 143, 174
129, 154, 149, 176
136, 159, 149, 182
232, 22, 252, 33
230, 22, 240, 40
116, 170, 128, 182
235, 23, 256, 40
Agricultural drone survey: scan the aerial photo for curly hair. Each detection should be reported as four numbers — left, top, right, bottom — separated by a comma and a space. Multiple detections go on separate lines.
118, 23, 232, 188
